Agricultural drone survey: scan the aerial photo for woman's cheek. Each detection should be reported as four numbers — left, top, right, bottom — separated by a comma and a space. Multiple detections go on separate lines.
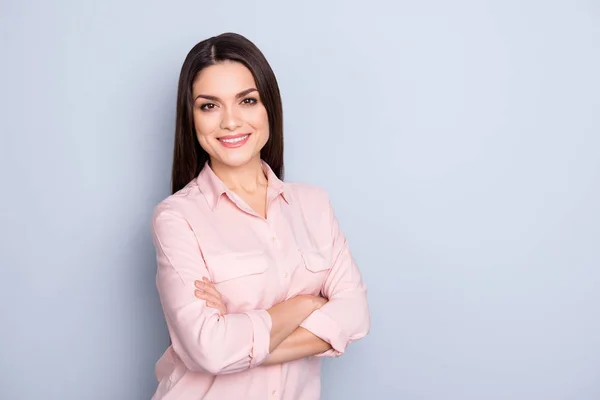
194, 113, 220, 138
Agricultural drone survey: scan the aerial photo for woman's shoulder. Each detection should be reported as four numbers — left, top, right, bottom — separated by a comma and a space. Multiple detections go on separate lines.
152, 179, 205, 220
284, 181, 331, 208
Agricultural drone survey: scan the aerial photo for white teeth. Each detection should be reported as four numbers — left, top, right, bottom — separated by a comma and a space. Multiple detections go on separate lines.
220, 134, 249, 144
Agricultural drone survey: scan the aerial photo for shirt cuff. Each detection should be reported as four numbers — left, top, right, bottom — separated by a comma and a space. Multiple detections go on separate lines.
244, 309, 272, 367
300, 309, 348, 357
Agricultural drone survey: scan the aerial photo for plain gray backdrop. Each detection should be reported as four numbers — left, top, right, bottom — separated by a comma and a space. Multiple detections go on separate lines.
1, 1, 599, 399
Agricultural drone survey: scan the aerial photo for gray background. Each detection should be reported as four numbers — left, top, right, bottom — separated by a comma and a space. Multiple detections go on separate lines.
1, 0, 599, 399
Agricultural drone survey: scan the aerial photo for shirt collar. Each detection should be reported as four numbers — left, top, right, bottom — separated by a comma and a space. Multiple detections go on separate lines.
196, 160, 290, 211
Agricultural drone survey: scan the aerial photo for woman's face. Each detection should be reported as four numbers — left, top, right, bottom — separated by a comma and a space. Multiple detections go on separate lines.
192, 61, 269, 169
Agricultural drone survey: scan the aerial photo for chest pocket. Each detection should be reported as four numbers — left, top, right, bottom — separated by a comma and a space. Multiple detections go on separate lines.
296, 245, 333, 295
203, 251, 272, 312
299, 246, 333, 273
206, 251, 269, 282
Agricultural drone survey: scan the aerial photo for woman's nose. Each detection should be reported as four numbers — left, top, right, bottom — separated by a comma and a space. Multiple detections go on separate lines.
220, 107, 242, 131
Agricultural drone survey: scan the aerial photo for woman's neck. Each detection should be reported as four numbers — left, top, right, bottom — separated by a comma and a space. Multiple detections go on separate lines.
210, 156, 268, 194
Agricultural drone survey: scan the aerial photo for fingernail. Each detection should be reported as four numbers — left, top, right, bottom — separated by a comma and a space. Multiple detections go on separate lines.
195, 281, 202, 288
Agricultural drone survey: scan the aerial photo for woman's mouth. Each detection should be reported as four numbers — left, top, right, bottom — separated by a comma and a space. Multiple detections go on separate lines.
218, 133, 251, 148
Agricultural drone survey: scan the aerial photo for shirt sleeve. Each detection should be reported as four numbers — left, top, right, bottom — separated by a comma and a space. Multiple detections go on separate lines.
299, 191, 371, 357
151, 203, 272, 375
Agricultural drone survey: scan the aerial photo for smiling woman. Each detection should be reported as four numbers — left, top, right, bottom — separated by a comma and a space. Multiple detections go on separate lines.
191, 62, 270, 169
170, 33, 283, 196
150, 32, 370, 400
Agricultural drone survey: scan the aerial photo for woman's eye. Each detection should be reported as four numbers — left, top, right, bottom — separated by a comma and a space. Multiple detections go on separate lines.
200, 103, 216, 111
241, 97, 257, 105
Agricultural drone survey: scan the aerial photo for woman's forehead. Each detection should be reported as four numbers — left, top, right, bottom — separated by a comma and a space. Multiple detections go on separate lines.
193, 62, 257, 97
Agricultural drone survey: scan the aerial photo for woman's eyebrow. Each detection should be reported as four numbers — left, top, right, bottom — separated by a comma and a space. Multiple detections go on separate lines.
194, 88, 258, 102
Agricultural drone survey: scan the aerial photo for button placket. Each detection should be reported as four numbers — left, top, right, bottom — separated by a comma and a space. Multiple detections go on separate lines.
267, 364, 282, 400
265, 220, 291, 284
265, 218, 279, 245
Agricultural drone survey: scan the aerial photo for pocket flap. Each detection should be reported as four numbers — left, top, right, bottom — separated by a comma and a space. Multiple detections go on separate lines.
300, 246, 333, 273
205, 251, 270, 283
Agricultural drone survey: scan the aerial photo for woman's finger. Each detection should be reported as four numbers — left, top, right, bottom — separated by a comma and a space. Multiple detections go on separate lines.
194, 290, 227, 313
204, 285, 223, 301
194, 278, 227, 315
194, 289, 221, 302
195, 279, 223, 300
202, 277, 223, 300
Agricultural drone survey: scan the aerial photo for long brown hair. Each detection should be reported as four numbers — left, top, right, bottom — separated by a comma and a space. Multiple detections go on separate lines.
170, 32, 284, 194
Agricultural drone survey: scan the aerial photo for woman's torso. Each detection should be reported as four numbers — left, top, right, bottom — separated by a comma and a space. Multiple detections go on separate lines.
152, 162, 334, 400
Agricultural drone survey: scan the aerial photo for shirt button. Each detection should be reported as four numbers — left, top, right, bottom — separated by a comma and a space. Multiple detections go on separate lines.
271, 236, 277, 243
272, 390, 277, 396
283, 272, 288, 278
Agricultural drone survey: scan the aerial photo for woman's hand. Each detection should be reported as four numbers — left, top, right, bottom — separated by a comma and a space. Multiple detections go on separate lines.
194, 277, 227, 316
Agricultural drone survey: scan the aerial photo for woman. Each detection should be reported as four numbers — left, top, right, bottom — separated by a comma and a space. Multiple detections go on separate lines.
151, 32, 370, 400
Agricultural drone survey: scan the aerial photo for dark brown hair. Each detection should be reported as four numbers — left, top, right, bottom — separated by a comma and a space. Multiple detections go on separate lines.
170, 32, 284, 194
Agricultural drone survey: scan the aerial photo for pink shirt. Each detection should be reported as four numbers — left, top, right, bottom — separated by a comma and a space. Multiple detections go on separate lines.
150, 160, 370, 400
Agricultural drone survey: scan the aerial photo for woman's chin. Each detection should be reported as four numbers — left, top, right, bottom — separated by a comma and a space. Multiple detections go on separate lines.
213, 152, 261, 169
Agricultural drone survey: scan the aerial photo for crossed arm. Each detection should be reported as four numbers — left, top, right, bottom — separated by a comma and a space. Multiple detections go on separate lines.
194, 277, 333, 365
152, 193, 370, 375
